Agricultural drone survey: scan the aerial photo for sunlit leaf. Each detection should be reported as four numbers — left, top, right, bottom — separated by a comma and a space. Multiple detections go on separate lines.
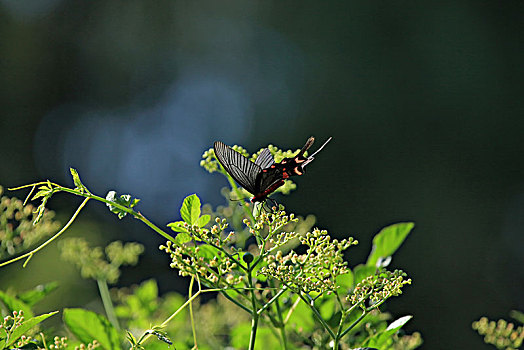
63, 308, 121, 350
180, 194, 201, 225
367, 222, 414, 267
197, 214, 210, 228
5, 311, 58, 348
0, 291, 34, 319
17, 282, 59, 307
167, 221, 189, 233
175, 232, 192, 244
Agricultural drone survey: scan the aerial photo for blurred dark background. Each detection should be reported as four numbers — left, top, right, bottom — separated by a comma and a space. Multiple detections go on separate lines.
1, 1, 523, 349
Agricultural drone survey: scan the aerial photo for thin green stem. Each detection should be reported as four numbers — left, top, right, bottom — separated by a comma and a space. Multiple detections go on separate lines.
188, 277, 198, 349
338, 292, 388, 339
339, 310, 367, 340
257, 286, 288, 315
298, 291, 336, 339
134, 211, 177, 244
138, 282, 225, 346
247, 266, 259, 350
283, 296, 301, 324
41, 183, 177, 244
0, 197, 90, 268
220, 290, 252, 314
250, 218, 286, 271
97, 279, 120, 332
3, 182, 180, 269
271, 281, 288, 350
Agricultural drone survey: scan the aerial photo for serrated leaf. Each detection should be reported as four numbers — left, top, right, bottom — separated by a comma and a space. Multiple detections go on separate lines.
105, 191, 140, 219
197, 214, 210, 228
367, 222, 414, 267
18, 282, 59, 307
180, 194, 201, 225
63, 308, 121, 350
167, 221, 189, 233
6, 311, 58, 348
0, 291, 34, 319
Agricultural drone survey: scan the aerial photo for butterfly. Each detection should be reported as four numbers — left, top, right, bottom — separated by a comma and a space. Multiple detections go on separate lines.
213, 136, 332, 203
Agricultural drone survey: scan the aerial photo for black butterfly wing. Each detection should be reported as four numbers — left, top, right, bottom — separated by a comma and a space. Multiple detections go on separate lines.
213, 141, 261, 195
255, 167, 285, 196
254, 148, 275, 169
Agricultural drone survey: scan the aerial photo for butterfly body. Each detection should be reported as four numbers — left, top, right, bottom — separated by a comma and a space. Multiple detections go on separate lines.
213, 136, 331, 203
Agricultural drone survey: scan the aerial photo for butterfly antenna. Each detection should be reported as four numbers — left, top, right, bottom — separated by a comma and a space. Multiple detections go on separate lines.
309, 136, 332, 158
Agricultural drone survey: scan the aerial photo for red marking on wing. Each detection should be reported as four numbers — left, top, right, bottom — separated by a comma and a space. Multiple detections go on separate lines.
251, 180, 285, 203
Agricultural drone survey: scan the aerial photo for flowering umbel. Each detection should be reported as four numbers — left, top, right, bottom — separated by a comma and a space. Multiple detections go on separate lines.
259, 228, 357, 293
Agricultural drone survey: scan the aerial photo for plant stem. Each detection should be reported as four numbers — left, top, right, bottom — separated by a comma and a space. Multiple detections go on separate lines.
247, 266, 259, 350
188, 277, 198, 349
0, 197, 90, 268
220, 290, 252, 314
298, 291, 336, 339
97, 279, 120, 332
272, 283, 288, 350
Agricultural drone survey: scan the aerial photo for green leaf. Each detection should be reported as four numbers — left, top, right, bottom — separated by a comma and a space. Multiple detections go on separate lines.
366, 222, 414, 267
386, 315, 413, 331
336, 271, 354, 292
32, 186, 52, 200
63, 308, 121, 350
286, 297, 316, 333
105, 191, 140, 219
353, 264, 377, 286
167, 221, 189, 233
318, 294, 336, 320
135, 279, 159, 302
175, 232, 192, 244
18, 282, 59, 307
5, 311, 58, 348
0, 291, 34, 319
180, 194, 201, 225
196, 244, 220, 259
197, 214, 210, 228
125, 331, 138, 347
70, 168, 89, 193
364, 315, 413, 347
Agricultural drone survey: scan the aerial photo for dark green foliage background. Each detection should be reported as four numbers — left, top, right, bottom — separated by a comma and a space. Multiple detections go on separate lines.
1, 2, 523, 349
